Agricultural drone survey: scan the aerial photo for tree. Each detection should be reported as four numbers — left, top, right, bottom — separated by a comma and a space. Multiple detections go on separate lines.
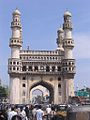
0, 85, 8, 102
86, 87, 90, 92
86, 87, 90, 99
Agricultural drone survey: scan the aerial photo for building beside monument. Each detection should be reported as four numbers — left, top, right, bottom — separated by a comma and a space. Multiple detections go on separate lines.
8, 9, 76, 104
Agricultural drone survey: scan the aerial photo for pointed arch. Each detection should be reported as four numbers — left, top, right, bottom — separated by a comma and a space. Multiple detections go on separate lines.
30, 81, 54, 103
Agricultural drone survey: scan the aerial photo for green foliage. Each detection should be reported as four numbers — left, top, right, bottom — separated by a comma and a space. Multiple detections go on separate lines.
0, 86, 8, 98
86, 87, 90, 92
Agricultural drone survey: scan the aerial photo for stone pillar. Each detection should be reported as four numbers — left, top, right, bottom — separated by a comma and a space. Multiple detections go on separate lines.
30, 88, 32, 103
32, 65, 34, 71
55, 66, 57, 72
9, 77, 20, 104
65, 78, 74, 103
38, 65, 40, 71
61, 78, 66, 103
26, 76, 30, 104
68, 79, 75, 96
54, 80, 58, 104
50, 65, 52, 72
65, 79, 69, 103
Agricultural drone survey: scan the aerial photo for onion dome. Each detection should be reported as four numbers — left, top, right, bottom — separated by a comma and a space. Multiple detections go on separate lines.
64, 11, 72, 17
13, 8, 21, 15
57, 27, 64, 33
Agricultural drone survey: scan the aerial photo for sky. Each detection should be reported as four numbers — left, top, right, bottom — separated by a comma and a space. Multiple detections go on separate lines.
0, 0, 90, 90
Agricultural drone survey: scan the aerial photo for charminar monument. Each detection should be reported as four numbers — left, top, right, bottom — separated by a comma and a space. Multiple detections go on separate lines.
8, 9, 76, 104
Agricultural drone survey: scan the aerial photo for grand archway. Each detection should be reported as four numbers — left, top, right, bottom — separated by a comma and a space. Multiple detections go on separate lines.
29, 81, 54, 104
31, 88, 44, 104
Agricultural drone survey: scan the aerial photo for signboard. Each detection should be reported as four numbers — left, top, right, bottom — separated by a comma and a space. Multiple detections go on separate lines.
76, 90, 90, 97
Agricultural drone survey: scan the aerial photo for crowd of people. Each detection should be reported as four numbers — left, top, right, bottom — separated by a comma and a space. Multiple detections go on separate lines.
0, 104, 55, 120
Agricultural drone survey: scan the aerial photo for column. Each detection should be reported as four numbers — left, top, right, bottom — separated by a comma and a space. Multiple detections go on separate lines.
9, 77, 20, 104
54, 80, 59, 104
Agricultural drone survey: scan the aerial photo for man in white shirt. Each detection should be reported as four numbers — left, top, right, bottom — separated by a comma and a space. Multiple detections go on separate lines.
8, 107, 17, 120
46, 105, 51, 120
36, 105, 44, 120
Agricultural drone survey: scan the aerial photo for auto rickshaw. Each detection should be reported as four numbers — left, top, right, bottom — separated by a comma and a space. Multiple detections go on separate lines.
52, 104, 68, 120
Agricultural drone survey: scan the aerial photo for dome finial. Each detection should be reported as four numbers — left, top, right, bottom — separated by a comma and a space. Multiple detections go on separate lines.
64, 10, 72, 17
57, 26, 64, 33
13, 8, 21, 15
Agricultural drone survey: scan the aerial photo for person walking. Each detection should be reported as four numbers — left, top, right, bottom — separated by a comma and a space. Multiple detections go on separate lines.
8, 107, 17, 120
35, 105, 44, 120
32, 106, 37, 120
25, 106, 29, 120
11, 115, 22, 120
29, 104, 33, 120
20, 107, 28, 120
46, 105, 51, 120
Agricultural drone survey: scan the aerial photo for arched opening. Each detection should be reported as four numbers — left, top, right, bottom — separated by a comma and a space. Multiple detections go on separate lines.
31, 88, 44, 104
29, 81, 54, 104
46, 66, 50, 72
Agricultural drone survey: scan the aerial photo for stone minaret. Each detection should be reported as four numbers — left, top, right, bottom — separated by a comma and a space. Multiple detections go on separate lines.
10, 8, 22, 58
57, 27, 64, 51
62, 11, 76, 103
9, 9, 22, 104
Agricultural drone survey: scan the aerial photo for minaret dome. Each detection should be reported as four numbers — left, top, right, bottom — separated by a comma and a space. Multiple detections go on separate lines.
57, 27, 64, 33
13, 8, 21, 15
56, 27, 64, 51
64, 11, 72, 17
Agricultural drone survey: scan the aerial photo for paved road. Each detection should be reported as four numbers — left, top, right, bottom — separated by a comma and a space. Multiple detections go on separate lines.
70, 105, 90, 112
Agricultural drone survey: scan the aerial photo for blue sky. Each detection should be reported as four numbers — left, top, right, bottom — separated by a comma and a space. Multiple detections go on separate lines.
0, 0, 90, 90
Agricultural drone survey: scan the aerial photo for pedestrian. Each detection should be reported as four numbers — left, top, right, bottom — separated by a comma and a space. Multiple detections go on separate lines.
8, 107, 17, 120
11, 115, 22, 120
0, 110, 7, 120
35, 105, 44, 120
20, 107, 28, 120
25, 105, 29, 120
32, 105, 37, 120
46, 105, 51, 120
29, 104, 33, 120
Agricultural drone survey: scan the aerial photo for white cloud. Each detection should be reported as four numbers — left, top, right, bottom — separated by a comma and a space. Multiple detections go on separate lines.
73, 33, 90, 59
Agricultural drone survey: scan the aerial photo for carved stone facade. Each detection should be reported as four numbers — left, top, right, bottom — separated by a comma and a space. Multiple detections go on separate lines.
8, 9, 76, 104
